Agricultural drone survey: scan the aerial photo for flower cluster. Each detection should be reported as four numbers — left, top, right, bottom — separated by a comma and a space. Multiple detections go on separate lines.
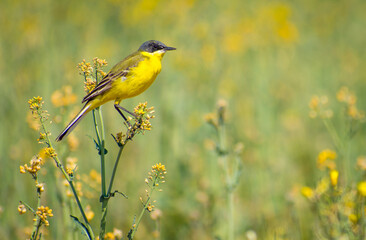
142, 163, 167, 212
44, 147, 57, 158
51, 85, 77, 107
100, 228, 123, 240
301, 150, 366, 237
148, 163, 167, 189
28, 96, 44, 114
78, 59, 93, 76
78, 59, 95, 93
308, 95, 333, 119
28, 96, 49, 125
93, 57, 108, 79
113, 102, 155, 146
35, 206, 53, 227
20, 155, 44, 176
317, 149, 337, 170
79, 58, 108, 94
337, 86, 365, 121
133, 102, 155, 132
65, 157, 77, 176
18, 204, 27, 215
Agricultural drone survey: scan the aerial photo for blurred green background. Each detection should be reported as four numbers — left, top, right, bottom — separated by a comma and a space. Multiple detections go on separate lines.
1, 0, 366, 239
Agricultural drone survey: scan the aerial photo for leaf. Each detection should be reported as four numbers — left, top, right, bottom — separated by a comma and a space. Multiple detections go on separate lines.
70, 215, 92, 240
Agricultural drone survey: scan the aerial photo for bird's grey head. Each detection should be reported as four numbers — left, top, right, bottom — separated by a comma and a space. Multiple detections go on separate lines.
138, 40, 176, 53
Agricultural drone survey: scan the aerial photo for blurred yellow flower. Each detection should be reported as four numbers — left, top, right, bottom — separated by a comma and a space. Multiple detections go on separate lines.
51, 85, 77, 107
67, 134, 79, 152
89, 169, 102, 184
309, 95, 333, 119
337, 86, 356, 105
276, 21, 298, 43
348, 213, 358, 224
317, 149, 337, 170
85, 205, 95, 221
329, 170, 339, 187
315, 178, 329, 196
357, 156, 366, 170
357, 181, 366, 196
337, 86, 365, 120
223, 32, 244, 53
26, 111, 41, 131
301, 186, 314, 199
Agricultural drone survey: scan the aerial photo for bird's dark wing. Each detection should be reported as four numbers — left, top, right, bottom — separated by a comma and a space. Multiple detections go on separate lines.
82, 52, 145, 103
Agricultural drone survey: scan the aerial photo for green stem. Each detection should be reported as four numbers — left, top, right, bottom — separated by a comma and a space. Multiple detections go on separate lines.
93, 107, 107, 197
100, 142, 127, 239
217, 111, 234, 240
322, 119, 343, 153
38, 111, 94, 239
107, 144, 125, 195
129, 178, 157, 240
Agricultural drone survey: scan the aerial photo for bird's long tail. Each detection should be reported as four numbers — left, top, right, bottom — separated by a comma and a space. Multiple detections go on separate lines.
56, 103, 92, 142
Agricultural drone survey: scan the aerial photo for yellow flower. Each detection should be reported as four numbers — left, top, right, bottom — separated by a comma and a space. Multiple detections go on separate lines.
67, 134, 79, 152
349, 213, 358, 224
152, 163, 166, 172
104, 232, 115, 239
357, 156, 366, 170
18, 204, 27, 215
89, 169, 101, 184
51, 85, 77, 107
358, 181, 366, 196
309, 95, 333, 119
337, 86, 356, 105
36, 206, 53, 227
301, 186, 314, 199
317, 149, 337, 170
85, 205, 95, 221
329, 170, 339, 187
28, 96, 43, 113
36, 183, 45, 192
315, 178, 329, 195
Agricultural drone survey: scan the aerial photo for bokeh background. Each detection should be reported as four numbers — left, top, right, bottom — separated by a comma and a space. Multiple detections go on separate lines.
1, 0, 366, 239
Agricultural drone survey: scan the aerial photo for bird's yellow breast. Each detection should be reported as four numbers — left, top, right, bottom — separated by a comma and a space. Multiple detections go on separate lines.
109, 51, 164, 102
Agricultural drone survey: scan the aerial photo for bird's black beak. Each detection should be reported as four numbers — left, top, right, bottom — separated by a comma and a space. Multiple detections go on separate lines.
164, 46, 176, 51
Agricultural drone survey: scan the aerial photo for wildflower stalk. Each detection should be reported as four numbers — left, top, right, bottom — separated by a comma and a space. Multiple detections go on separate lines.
206, 100, 243, 240
128, 190, 153, 240
34, 104, 94, 239
128, 163, 166, 240
98, 103, 155, 239
93, 108, 107, 196
217, 104, 234, 240
20, 201, 42, 240
90, 75, 109, 239
322, 119, 343, 153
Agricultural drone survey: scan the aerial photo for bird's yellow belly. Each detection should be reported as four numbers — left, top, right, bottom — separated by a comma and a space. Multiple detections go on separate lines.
110, 57, 161, 101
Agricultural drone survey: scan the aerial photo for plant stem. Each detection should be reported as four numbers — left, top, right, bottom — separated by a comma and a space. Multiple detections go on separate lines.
129, 177, 157, 240
107, 144, 125, 195
93, 107, 107, 197
38, 111, 94, 239
100, 141, 127, 238
217, 107, 235, 240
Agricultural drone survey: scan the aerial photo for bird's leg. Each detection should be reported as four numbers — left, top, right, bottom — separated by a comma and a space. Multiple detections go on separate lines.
115, 105, 136, 118
114, 104, 136, 128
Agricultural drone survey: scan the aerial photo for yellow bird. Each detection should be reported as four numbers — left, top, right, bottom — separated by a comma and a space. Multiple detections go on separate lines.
56, 40, 176, 141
